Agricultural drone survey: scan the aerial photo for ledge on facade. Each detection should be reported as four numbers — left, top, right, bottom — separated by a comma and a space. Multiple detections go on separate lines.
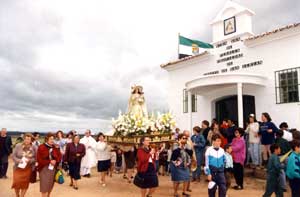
185, 73, 268, 91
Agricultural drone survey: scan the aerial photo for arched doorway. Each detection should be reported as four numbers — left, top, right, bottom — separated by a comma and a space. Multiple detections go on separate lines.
215, 95, 255, 126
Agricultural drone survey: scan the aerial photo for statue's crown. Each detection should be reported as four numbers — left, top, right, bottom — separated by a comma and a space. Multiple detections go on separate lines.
131, 85, 144, 94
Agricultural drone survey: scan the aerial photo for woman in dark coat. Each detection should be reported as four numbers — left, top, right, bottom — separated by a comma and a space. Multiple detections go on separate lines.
64, 134, 86, 190
37, 133, 62, 197
135, 136, 158, 197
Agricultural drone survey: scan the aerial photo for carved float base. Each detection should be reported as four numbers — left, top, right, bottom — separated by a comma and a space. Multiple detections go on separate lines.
107, 134, 174, 145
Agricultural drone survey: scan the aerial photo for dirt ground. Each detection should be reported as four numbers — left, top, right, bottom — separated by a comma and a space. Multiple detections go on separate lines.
0, 159, 290, 197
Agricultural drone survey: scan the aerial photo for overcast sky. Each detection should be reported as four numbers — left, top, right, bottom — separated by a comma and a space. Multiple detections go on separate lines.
0, 0, 299, 133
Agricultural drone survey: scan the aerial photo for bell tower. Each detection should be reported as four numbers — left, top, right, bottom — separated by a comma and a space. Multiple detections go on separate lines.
210, 1, 255, 43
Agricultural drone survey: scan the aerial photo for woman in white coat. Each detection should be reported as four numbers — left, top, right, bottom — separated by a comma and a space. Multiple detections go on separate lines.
95, 132, 111, 187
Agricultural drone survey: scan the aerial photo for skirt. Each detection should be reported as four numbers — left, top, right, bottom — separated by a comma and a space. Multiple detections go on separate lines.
170, 163, 190, 182
137, 163, 158, 189
39, 166, 55, 193
69, 162, 81, 180
11, 165, 32, 189
124, 151, 135, 169
97, 160, 111, 172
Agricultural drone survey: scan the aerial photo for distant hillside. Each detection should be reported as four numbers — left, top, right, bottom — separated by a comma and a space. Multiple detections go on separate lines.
7, 131, 48, 137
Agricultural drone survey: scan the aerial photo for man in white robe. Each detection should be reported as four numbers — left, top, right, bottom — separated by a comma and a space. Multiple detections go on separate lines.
80, 129, 97, 177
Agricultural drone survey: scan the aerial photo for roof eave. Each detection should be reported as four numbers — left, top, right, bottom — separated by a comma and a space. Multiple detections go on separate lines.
244, 23, 300, 43
160, 51, 210, 69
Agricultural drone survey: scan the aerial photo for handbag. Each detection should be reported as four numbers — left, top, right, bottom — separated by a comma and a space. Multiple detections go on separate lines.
30, 168, 37, 183
55, 169, 64, 184
133, 173, 144, 188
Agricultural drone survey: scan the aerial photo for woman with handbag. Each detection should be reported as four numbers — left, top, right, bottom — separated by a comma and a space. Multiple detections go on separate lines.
170, 134, 193, 197
64, 134, 86, 190
37, 133, 62, 197
11, 133, 36, 197
135, 136, 158, 197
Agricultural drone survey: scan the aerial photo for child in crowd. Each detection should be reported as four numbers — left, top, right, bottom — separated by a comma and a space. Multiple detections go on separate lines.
151, 144, 159, 173
275, 130, 291, 156
286, 140, 300, 197
224, 144, 233, 192
275, 129, 291, 191
204, 134, 226, 197
158, 143, 168, 176
166, 143, 172, 176
110, 146, 117, 177
115, 148, 123, 173
191, 126, 206, 182
263, 144, 283, 197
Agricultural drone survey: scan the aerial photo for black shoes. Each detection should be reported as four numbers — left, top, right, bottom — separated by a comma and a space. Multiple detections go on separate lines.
182, 192, 191, 197
233, 185, 243, 190
83, 174, 91, 178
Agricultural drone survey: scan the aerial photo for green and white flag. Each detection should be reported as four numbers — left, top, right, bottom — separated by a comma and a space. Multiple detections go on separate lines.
178, 35, 213, 59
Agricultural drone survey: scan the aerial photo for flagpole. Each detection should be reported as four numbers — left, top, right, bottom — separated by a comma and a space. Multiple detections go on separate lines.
178, 32, 180, 59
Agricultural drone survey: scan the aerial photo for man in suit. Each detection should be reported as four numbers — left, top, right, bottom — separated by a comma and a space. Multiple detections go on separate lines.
0, 128, 12, 178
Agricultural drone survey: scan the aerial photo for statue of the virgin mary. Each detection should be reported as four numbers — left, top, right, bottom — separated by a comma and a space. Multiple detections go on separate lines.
127, 85, 148, 118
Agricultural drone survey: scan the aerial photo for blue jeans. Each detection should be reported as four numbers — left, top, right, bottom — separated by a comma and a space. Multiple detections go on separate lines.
192, 150, 203, 179
278, 156, 287, 190
165, 161, 170, 173
289, 178, 300, 197
263, 174, 283, 197
249, 143, 260, 165
208, 171, 226, 197
155, 160, 159, 173
279, 169, 286, 190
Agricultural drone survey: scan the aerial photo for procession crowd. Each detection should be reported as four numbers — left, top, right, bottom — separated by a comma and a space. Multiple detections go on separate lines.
0, 112, 300, 197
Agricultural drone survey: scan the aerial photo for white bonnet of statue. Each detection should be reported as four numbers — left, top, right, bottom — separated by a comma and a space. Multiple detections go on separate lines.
127, 85, 148, 118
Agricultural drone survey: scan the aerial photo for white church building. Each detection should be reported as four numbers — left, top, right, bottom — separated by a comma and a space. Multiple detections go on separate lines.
161, 1, 300, 131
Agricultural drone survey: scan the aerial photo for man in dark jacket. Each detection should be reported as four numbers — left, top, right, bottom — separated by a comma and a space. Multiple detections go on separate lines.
201, 120, 210, 146
0, 128, 12, 178
226, 119, 237, 144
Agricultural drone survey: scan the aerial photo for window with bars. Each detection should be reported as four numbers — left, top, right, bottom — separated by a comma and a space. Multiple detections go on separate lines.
183, 89, 188, 113
192, 94, 197, 112
275, 67, 300, 104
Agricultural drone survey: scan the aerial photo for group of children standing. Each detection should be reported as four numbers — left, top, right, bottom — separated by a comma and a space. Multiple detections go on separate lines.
205, 130, 300, 197
204, 128, 246, 197
262, 140, 300, 197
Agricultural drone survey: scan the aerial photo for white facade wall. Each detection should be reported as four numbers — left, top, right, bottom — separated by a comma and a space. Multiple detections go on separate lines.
163, 1, 300, 131
165, 29, 300, 131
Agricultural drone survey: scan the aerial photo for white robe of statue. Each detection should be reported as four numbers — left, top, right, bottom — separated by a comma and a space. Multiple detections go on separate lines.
128, 92, 148, 118
80, 136, 97, 175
